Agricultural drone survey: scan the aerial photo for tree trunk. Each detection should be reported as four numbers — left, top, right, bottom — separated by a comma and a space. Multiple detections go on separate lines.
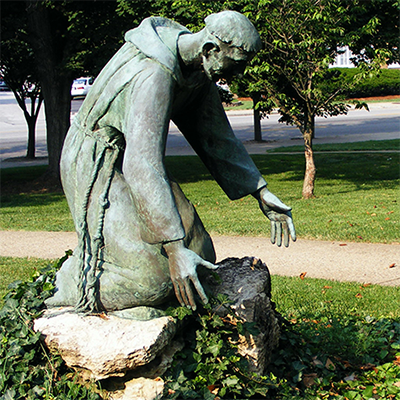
26, 2, 72, 180
9, 88, 43, 159
40, 77, 71, 178
26, 117, 36, 159
302, 125, 316, 199
252, 93, 262, 142
26, 95, 43, 159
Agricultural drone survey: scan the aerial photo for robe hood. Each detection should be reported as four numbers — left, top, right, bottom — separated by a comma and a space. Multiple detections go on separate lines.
125, 17, 191, 86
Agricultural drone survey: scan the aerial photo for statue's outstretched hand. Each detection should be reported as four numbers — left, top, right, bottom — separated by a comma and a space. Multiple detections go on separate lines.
164, 240, 217, 310
255, 187, 296, 247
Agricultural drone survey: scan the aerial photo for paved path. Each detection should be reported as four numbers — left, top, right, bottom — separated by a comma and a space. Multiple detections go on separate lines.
0, 231, 399, 286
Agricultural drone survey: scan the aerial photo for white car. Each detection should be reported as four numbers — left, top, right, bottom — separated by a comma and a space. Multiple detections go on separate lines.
71, 77, 93, 98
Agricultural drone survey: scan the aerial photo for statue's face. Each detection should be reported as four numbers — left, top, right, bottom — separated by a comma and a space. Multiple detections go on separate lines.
202, 42, 249, 82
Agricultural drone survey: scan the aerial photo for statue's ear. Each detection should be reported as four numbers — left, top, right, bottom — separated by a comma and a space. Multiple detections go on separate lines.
202, 41, 219, 57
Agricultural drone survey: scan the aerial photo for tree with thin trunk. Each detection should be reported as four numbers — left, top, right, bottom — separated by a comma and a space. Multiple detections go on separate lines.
242, 0, 398, 199
1, 1, 43, 159
244, 0, 358, 198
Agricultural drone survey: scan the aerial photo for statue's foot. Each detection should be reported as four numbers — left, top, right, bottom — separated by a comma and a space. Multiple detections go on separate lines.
109, 306, 166, 321
45, 256, 80, 308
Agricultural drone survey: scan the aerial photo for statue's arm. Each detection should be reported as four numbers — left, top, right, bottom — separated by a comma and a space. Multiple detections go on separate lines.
122, 68, 185, 244
173, 82, 266, 200
121, 67, 216, 308
174, 82, 296, 247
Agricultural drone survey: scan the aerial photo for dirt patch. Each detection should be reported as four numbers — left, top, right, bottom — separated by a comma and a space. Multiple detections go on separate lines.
239, 95, 400, 103
351, 95, 400, 102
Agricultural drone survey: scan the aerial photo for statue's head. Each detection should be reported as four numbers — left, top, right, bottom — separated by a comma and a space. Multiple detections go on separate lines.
205, 11, 261, 55
201, 10, 261, 81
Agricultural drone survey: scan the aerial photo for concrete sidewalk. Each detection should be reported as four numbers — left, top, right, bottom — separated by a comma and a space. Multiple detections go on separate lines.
0, 231, 399, 286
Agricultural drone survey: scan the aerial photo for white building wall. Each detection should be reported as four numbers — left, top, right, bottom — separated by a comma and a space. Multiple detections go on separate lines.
330, 46, 400, 69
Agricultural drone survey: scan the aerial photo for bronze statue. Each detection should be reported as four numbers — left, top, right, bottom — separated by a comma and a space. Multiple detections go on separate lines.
47, 11, 296, 316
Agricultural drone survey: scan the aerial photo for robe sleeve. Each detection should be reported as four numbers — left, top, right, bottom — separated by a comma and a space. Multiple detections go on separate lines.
173, 82, 267, 200
122, 62, 185, 244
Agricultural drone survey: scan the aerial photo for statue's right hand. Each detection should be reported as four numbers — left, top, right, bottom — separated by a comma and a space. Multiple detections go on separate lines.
163, 240, 217, 310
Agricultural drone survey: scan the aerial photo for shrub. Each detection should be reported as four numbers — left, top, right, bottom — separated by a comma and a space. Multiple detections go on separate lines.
325, 68, 400, 98
217, 85, 234, 104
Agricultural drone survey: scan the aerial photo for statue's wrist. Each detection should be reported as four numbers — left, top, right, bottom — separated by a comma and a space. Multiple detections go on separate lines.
163, 239, 184, 256
252, 185, 268, 201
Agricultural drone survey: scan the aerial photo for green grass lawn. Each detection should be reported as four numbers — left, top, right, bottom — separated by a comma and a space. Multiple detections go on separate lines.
224, 99, 253, 111
267, 138, 400, 153
0, 256, 51, 302
1, 149, 399, 243
167, 152, 399, 243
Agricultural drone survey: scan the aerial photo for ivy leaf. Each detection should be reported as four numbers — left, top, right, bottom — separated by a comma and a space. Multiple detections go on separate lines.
1, 388, 16, 400
206, 340, 223, 357
223, 375, 239, 387
363, 385, 374, 398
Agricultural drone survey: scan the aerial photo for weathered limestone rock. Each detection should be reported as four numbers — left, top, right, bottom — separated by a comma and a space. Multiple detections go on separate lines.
100, 338, 184, 400
107, 377, 164, 400
33, 308, 177, 380
206, 257, 281, 375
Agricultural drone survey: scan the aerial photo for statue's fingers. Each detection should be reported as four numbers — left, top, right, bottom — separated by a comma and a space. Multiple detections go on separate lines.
191, 276, 209, 305
283, 222, 289, 247
288, 218, 297, 242
270, 221, 276, 244
199, 259, 218, 270
173, 281, 185, 307
184, 280, 197, 310
178, 281, 190, 308
276, 223, 282, 247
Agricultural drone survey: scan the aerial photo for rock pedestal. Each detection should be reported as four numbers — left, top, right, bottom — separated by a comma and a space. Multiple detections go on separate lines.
34, 309, 177, 380
34, 257, 280, 399
34, 308, 180, 400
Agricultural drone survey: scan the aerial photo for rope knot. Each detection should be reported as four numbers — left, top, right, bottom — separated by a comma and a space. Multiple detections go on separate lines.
99, 196, 109, 208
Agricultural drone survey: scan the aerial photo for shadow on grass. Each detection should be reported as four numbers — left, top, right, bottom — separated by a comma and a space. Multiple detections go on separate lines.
1, 152, 398, 208
166, 152, 399, 191
268, 138, 400, 153
1, 192, 67, 208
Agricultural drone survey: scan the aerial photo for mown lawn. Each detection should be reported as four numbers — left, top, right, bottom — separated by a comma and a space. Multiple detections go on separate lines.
1, 148, 399, 243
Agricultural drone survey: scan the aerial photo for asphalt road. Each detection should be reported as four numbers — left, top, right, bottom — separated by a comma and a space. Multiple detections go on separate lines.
1, 92, 399, 162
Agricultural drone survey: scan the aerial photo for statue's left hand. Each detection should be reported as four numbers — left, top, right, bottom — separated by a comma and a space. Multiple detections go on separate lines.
163, 240, 217, 310
256, 187, 296, 247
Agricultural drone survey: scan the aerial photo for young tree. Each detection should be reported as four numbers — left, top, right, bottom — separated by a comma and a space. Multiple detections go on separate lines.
239, 0, 354, 198
1, 2, 43, 159
242, 0, 398, 198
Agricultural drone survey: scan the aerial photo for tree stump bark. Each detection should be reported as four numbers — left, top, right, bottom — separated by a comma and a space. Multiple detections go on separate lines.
205, 256, 281, 375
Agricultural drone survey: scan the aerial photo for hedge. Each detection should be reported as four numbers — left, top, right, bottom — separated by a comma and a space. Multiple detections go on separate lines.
329, 68, 400, 98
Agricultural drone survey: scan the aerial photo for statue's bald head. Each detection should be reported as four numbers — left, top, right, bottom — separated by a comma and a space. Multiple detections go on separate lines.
204, 11, 262, 56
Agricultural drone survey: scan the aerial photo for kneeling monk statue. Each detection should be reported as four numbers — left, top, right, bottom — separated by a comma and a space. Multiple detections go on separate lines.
47, 11, 296, 315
